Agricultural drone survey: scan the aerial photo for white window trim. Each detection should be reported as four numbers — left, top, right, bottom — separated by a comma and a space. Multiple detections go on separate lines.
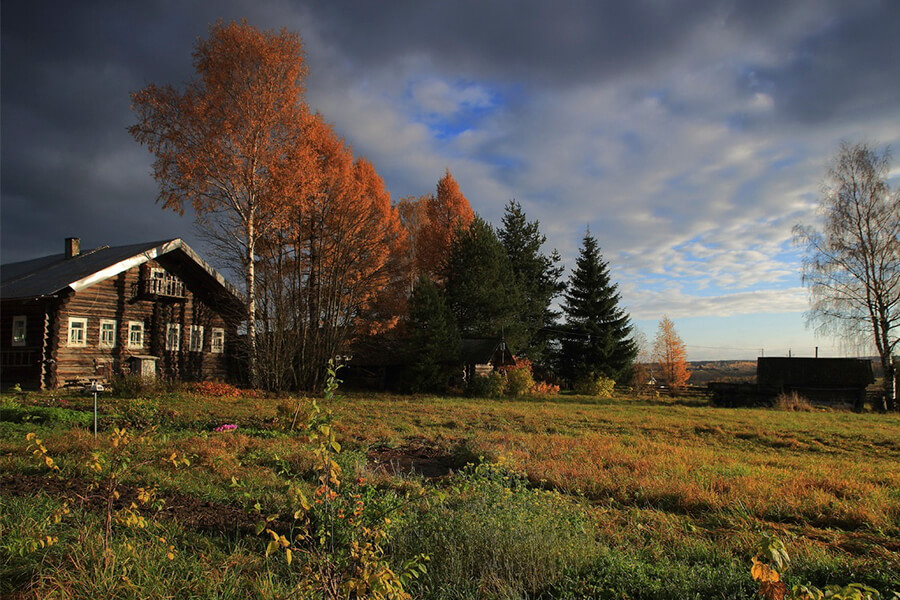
68, 317, 88, 347
99, 319, 117, 348
210, 327, 225, 354
189, 325, 204, 352
12, 315, 26, 347
165, 323, 181, 351
127, 321, 144, 349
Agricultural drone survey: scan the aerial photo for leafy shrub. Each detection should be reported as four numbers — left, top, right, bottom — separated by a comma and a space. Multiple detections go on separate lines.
573, 373, 616, 398
498, 358, 534, 397
467, 371, 506, 398
531, 381, 561, 396
116, 398, 161, 429
505, 367, 534, 397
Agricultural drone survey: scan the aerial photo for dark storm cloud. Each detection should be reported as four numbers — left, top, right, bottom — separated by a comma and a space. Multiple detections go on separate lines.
1, 0, 897, 269
302, 0, 727, 84
750, 1, 900, 124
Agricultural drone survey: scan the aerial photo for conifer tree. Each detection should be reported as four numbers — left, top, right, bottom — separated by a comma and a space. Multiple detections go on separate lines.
560, 232, 636, 384
404, 275, 460, 392
445, 216, 527, 350
498, 200, 564, 363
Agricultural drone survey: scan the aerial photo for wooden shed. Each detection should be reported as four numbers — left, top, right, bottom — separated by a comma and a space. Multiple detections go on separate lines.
460, 338, 516, 383
756, 357, 874, 407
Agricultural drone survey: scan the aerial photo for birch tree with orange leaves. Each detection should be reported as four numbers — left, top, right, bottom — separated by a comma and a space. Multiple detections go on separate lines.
129, 21, 317, 385
652, 316, 690, 389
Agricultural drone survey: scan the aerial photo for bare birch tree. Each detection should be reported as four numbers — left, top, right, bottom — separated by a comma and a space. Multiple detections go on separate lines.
794, 142, 900, 411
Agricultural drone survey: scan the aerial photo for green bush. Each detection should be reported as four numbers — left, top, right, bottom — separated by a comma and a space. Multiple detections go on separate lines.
573, 373, 616, 398
505, 367, 534, 397
115, 398, 161, 429
466, 372, 507, 398
394, 462, 595, 598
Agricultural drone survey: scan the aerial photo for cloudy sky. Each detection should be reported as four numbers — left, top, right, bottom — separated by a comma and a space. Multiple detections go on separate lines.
3, 0, 899, 360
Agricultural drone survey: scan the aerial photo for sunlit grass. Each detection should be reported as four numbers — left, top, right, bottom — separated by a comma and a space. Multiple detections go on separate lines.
2, 390, 898, 597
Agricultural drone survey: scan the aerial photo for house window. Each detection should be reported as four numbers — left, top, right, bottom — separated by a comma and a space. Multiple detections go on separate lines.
68, 317, 87, 347
165, 323, 181, 351
189, 325, 204, 352
210, 328, 225, 354
11, 316, 26, 347
99, 319, 117, 348
128, 321, 144, 349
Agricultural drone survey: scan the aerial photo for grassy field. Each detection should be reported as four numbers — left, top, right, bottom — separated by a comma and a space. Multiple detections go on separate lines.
1, 387, 898, 599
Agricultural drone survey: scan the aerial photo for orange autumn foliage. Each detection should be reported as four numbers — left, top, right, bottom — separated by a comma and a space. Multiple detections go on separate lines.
652, 316, 690, 389
129, 21, 319, 384
416, 170, 475, 280
273, 116, 407, 388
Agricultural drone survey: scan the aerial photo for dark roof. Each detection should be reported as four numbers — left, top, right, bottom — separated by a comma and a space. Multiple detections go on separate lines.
757, 357, 874, 388
460, 338, 515, 366
0, 239, 244, 313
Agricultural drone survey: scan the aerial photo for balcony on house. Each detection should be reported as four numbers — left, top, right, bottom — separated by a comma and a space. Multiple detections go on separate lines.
139, 270, 185, 300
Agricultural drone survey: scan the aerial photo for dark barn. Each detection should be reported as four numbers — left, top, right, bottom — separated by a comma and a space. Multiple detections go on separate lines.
756, 357, 874, 408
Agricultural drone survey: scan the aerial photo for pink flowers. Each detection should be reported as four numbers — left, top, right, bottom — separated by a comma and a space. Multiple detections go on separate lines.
213, 424, 237, 432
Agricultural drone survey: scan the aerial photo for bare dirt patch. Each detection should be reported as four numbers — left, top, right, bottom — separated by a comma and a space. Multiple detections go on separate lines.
366, 441, 459, 478
1, 474, 262, 535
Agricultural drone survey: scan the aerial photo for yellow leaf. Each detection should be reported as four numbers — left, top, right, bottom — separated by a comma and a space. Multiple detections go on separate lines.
266, 540, 279, 557
285, 548, 293, 565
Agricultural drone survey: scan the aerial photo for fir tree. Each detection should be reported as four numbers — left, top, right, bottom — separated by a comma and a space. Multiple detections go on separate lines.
445, 216, 527, 351
498, 200, 564, 363
404, 275, 460, 392
560, 232, 636, 384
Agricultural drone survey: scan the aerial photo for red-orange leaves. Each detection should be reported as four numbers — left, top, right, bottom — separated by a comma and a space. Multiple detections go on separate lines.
416, 170, 475, 280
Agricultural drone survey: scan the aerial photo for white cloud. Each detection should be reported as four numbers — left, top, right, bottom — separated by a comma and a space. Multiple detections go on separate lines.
410, 78, 493, 116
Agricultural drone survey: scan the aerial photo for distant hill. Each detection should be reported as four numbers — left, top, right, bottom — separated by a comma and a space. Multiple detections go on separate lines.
686, 360, 757, 385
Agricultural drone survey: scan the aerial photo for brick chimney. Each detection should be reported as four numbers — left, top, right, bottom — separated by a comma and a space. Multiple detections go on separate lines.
65, 237, 81, 258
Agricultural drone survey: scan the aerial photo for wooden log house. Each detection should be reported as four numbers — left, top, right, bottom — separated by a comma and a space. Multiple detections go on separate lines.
0, 238, 245, 389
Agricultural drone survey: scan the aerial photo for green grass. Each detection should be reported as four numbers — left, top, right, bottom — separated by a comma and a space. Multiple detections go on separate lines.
1, 390, 898, 599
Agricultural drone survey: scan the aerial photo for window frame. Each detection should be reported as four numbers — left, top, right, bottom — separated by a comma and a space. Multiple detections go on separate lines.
165, 323, 181, 351
127, 321, 144, 349
189, 325, 204, 352
11, 315, 27, 347
68, 317, 88, 347
99, 319, 117, 348
210, 327, 225, 354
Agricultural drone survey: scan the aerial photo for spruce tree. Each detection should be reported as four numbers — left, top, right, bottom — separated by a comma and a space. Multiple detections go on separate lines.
498, 201, 564, 363
405, 275, 460, 392
445, 216, 527, 351
560, 232, 636, 384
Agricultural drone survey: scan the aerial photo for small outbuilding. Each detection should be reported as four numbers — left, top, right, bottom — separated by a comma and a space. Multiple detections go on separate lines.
460, 338, 516, 383
756, 357, 874, 408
